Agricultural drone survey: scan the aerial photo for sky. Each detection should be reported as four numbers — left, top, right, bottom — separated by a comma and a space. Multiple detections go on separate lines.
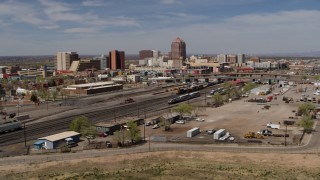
0, 0, 320, 56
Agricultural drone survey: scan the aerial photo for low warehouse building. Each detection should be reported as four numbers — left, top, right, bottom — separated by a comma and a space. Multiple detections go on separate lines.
63, 81, 123, 95
36, 131, 80, 149
96, 118, 144, 134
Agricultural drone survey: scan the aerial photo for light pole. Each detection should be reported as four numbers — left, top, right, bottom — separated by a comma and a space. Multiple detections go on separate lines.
23, 122, 27, 147
113, 106, 116, 122
144, 105, 146, 142
16, 104, 21, 116
285, 125, 287, 146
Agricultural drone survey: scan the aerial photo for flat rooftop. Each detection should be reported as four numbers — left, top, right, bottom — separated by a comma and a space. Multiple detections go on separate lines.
67, 81, 117, 88
39, 131, 80, 142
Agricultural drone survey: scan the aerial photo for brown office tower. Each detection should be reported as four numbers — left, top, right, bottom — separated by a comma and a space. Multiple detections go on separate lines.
171, 37, 186, 60
108, 50, 125, 70
139, 50, 153, 59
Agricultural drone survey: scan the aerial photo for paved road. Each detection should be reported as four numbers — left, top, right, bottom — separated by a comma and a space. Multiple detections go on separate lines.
1, 137, 319, 166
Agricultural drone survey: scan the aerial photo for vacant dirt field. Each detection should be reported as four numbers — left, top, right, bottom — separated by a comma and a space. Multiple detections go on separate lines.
145, 84, 315, 145
1, 151, 320, 179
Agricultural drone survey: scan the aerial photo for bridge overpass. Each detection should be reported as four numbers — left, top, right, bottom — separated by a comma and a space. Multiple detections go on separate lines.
175, 72, 315, 83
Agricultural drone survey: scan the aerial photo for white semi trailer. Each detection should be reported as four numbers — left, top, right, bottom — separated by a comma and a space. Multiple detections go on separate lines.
187, 127, 200, 138
213, 129, 226, 140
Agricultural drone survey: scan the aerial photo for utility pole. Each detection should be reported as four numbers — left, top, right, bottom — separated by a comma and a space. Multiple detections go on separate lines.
148, 135, 151, 152
204, 92, 207, 105
138, 106, 140, 118
144, 105, 146, 141
114, 106, 116, 122
24, 122, 26, 147
285, 125, 287, 146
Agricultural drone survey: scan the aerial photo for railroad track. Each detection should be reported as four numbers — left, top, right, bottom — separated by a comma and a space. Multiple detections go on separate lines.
0, 84, 217, 146
0, 96, 172, 145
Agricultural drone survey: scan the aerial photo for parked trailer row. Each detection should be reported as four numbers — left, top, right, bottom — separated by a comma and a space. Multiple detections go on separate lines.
0, 120, 22, 133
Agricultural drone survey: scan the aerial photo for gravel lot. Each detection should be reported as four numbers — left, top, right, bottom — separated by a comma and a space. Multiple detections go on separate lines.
145, 83, 317, 146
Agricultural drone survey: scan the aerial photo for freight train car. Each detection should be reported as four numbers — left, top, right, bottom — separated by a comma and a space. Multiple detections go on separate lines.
0, 120, 22, 133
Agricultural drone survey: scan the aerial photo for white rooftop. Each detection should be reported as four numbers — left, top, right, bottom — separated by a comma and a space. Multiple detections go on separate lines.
39, 131, 80, 142
67, 81, 115, 88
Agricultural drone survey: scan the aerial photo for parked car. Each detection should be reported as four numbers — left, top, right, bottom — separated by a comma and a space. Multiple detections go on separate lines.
105, 141, 113, 148
145, 121, 152, 126
206, 129, 216, 135
98, 132, 109, 137
195, 117, 205, 122
175, 120, 185, 124
86, 135, 95, 139
67, 141, 78, 148
152, 124, 160, 129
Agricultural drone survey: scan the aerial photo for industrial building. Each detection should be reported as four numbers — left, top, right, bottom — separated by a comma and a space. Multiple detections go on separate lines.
34, 131, 80, 150
63, 81, 123, 95
95, 118, 144, 134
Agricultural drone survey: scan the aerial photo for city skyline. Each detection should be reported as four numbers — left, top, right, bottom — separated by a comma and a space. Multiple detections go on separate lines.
0, 0, 320, 56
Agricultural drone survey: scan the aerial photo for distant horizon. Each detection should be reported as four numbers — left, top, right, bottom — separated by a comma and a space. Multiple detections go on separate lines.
1, 52, 320, 59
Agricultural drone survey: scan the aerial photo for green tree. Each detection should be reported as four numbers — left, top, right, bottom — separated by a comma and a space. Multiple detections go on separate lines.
222, 82, 233, 89
298, 102, 315, 116
21, 80, 29, 90
30, 92, 38, 105
172, 103, 194, 118
81, 126, 97, 144
228, 88, 241, 100
212, 93, 224, 107
39, 88, 50, 101
243, 82, 257, 93
298, 115, 314, 133
70, 116, 91, 133
51, 90, 58, 101
126, 120, 141, 143
159, 116, 171, 131
112, 130, 128, 147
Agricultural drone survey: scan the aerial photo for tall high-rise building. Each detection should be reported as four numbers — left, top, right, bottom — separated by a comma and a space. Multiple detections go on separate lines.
227, 55, 237, 64
139, 50, 153, 60
217, 54, 227, 63
237, 54, 245, 64
171, 37, 186, 60
108, 50, 125, 70
93, 54, 108, 70
56, 52, 79, 70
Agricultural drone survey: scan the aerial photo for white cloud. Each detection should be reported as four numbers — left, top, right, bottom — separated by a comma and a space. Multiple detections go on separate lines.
82, 0, 106, 7
160, 0, 178, 4
0, 1, 57, 29
38, 0, 139, 29
63, 27, 98, 33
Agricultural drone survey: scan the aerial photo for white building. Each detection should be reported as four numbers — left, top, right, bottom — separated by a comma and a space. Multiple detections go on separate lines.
152, 50, 161, 58
237, 54, 245, 64
217, 54, 227, 63
127, 74, 141, 83
56, 52, 79, 70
